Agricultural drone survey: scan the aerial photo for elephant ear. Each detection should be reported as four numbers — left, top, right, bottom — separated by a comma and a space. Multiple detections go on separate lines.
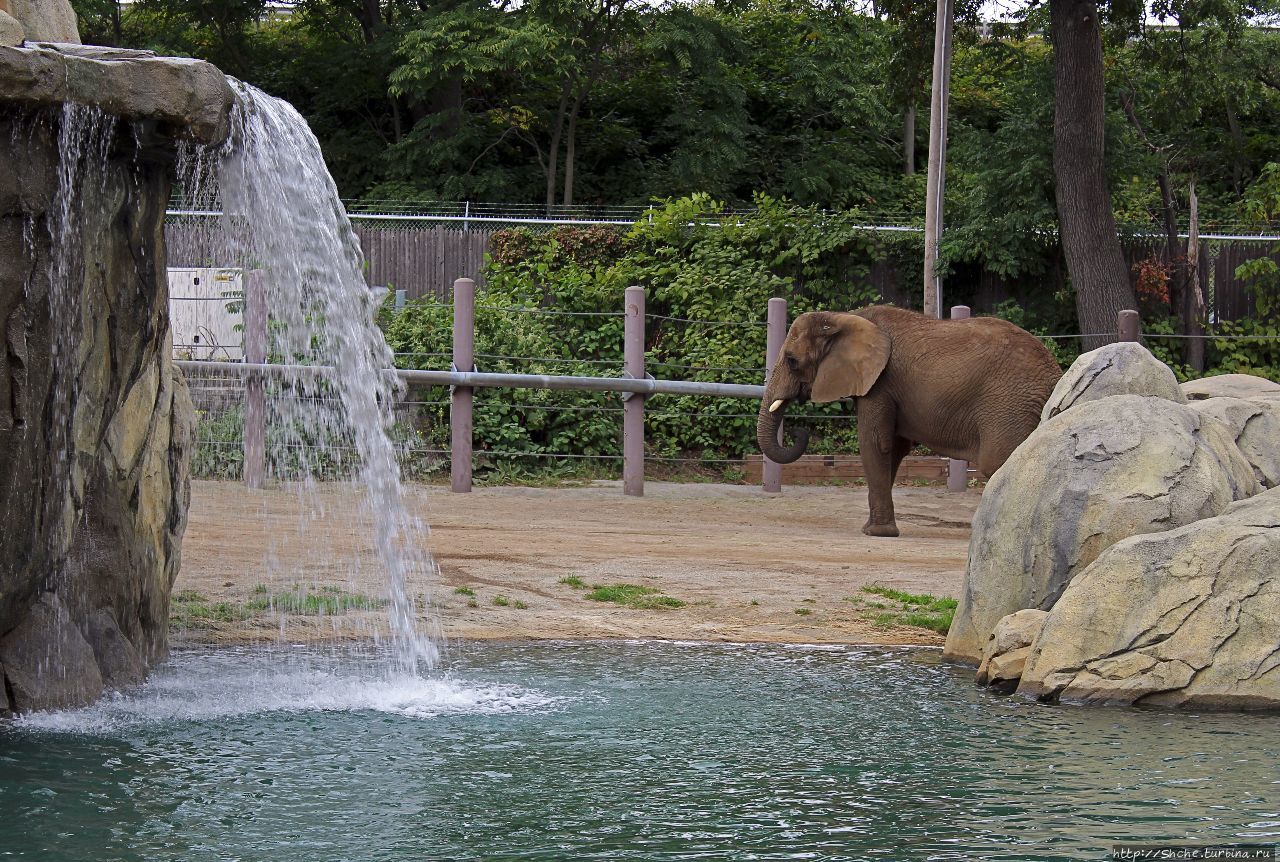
810, 314, 890, 402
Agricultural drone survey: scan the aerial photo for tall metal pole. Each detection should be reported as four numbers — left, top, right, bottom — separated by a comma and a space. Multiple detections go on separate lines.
923, 0, 954, 319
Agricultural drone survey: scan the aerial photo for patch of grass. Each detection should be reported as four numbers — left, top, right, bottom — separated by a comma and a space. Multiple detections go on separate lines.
170, 591, 253, 628
466, 599, 478, 609
453, 586, 476, 597
251, 584, 269, 595
493, 595, 510, 607
245, 585, 385, 616
558, 576, 587, 589
852, 585, 957, 635
750, 600, 760, 606
584, 583, 684, 610
794, 608, 812, 616
512, 599, 529, 610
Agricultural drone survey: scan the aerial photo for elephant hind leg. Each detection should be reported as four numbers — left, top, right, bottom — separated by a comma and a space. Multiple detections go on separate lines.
975, 436, 1020, 479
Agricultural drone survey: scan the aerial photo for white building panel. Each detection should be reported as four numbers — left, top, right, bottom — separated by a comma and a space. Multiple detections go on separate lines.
169, 268, 244, 360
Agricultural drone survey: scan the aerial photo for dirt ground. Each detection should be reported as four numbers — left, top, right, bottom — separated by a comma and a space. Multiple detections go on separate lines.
174, 479, 980, 647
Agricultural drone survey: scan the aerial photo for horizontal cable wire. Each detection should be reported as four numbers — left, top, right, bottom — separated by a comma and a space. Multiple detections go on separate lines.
646, 313, 766, 327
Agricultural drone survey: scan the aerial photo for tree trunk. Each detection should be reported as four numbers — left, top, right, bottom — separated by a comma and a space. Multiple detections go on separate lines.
1225, 100, 1246, 195
903, 102, 916, 176
563, 91, 584, 206
1156, 171, 1185, 321
545, 79, 573, 211
1050, 0, 1138, 349
1186, 178, 1206, 372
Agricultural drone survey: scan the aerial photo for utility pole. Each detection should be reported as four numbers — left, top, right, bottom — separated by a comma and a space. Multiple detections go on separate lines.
923, 0, 954, 319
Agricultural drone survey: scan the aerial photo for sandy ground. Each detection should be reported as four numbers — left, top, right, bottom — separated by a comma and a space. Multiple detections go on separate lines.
174, 479, 980, 647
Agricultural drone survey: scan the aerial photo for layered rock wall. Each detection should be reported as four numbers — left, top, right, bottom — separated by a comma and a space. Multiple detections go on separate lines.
0, 37, 230, 712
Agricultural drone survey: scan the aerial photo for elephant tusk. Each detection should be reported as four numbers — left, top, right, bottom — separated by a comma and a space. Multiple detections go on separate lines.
769, 399, 786, 413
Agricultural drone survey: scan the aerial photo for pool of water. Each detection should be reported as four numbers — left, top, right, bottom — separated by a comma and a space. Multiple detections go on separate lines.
2, 641, 1277, 861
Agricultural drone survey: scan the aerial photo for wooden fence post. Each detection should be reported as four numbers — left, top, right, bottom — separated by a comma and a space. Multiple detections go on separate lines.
947, 305, 971, 492
763, 297, 787, 493
623, 285, 645, 497
451, 277, 475, 493
243, 269, 266, 489
1118, 309, 1140, 342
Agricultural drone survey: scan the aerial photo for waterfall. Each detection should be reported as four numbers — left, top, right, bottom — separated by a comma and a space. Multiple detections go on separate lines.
178, 80, 438, 673
45, 105, 115, 570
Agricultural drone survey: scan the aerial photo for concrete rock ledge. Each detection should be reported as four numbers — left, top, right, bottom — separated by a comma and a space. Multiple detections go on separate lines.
0, 43, 233, 144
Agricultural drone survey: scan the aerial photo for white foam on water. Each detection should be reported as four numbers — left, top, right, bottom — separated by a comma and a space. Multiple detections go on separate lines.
14, 651, 564, 733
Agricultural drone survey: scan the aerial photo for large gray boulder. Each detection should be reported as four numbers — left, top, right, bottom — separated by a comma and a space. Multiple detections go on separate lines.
1041, 342, 1185, 422
944, 395, 1258, 663
0, 10, 23, 46
1182, 373, 1280, 403
6, 0, 78, 43
1189, 397, 1280, 490
1018, 488, 1280, 710
0, 593, 103, 711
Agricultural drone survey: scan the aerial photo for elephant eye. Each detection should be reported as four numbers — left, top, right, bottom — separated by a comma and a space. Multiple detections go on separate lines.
785, 354, 799, 372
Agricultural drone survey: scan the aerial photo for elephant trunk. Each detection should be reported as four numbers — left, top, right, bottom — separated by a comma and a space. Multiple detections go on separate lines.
756, 398, 810, 464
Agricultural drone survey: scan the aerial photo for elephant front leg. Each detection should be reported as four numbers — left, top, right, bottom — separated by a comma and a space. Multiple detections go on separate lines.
857, 402, 901, 537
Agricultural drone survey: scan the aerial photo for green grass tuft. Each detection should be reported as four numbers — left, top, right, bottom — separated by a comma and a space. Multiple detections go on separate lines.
170, 592, 251, 626
584, 583, 684, 609
493, 595, 510, 607
558, 575, 587, 589
855, 585, 957, 634
245, 585, 384, 615
794, 608, 812, 616
453, 586, 476, 597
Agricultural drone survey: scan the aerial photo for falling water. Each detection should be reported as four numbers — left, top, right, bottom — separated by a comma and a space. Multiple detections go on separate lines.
177, 80, 438, 673
44, 105, 115, 568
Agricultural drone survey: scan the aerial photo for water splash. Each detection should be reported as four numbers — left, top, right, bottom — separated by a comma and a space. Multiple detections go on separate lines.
176, 81, 438, 672
13, 648, 562, 733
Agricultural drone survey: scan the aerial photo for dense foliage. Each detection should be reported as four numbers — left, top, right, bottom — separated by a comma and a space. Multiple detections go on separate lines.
78, 0, 1280, 478
77, 1, 1280, 242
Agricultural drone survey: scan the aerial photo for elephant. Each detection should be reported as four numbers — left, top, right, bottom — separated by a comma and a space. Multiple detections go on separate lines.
756, 305, 1062, 537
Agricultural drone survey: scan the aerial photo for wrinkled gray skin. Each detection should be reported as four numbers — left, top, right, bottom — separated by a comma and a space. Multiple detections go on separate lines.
758, 306, 1062, 536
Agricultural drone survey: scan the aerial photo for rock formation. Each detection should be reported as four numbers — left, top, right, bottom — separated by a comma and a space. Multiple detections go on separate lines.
1018, 489, 1280, 710
975, 609, 1047, 693
947, 340, 1280, 710
1182, 374, 1280, 402
1040, 341, 1186, 422
0, 11, 232, 713
4, 0, 79, 44
944, 394, 1257, 663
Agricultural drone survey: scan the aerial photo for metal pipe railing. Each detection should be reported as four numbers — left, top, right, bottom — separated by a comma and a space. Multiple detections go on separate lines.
173, 360, 766, 399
